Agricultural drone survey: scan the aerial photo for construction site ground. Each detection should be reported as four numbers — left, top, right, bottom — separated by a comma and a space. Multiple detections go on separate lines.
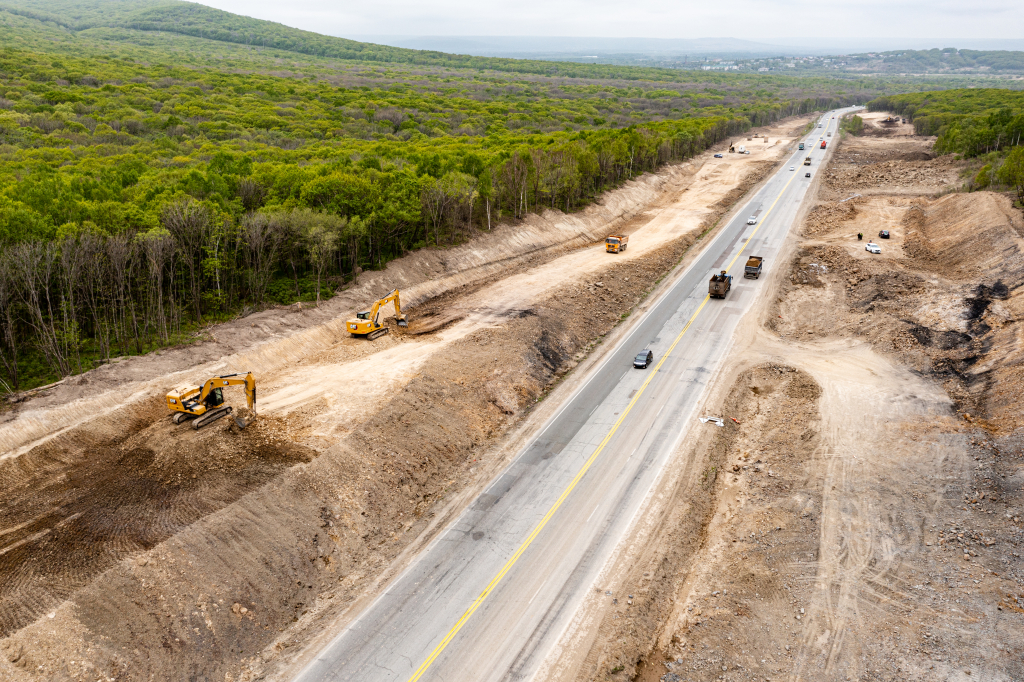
0, 120, 806, 681
556, 111, 1024, 682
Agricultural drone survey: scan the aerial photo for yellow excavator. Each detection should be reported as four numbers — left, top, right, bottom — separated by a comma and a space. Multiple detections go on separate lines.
166, 372, 256, 430
347, 288, 408, 340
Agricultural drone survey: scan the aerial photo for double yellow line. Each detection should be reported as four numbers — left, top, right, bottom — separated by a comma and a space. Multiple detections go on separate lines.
405, 147, 802, 682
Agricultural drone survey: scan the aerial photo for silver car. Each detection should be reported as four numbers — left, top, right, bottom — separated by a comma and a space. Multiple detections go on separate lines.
865, 242, 881, 254
746, 216, 757, 225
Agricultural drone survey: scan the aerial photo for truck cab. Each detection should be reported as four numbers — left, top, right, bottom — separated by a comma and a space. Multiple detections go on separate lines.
798, 142, 805, 150
820, 141, 827, 149
605, 234, 628, 253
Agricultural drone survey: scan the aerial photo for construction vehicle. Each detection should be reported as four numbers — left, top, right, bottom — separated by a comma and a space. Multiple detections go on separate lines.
820, 141, 827, 149
605, 234, 628, 253
798, 142, 805, 150
804, 156, 812, 166
166, 372, 256, 430
347, 288, 408, 340
744, 256, 763, 279
708, 271, 733, 299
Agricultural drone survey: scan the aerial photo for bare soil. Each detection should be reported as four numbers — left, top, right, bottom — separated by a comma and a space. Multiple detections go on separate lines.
559, 118, 1024, 682
0, 117, 810, 680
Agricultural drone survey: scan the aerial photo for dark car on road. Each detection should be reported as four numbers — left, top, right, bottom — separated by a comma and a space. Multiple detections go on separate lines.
634, 350, 654, 369
879, 230, 890, 239
713, 153, 723, 158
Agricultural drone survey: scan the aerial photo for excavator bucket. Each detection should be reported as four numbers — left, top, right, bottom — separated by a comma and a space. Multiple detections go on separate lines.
397, 317, 408, 328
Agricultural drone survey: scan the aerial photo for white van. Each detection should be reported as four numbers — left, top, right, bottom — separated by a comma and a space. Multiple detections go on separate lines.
736, 145, 746, 153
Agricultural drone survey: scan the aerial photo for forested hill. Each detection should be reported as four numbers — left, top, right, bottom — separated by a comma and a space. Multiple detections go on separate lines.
0, 0, 430, 65
0, 0, 986, 393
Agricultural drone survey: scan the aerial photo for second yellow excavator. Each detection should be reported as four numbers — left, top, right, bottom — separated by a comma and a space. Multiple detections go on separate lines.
347, 288, 408, 340
166, 372, 256, 430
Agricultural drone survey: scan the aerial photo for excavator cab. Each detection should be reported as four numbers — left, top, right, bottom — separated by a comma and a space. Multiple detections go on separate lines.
355, 311, 371, 320
205, 388, 224, 408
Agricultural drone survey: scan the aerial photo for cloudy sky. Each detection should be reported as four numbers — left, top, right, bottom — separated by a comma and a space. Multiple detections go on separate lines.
198, 0, 1021, 42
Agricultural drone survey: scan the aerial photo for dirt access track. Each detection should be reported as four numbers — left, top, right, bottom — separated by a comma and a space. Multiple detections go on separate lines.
0, 119, 809, 680
551, 111, 1024, 682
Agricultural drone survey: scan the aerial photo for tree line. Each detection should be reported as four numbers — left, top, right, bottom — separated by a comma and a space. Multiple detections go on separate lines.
0, 115, 762, 391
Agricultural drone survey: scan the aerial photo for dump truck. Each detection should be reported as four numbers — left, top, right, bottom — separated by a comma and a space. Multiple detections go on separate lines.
820, 141, 827, 149
708, 271, 733, 299
744, 256, 763, 279
804, 156, 812, 166
798, 142, 805, 150
605, 234, 628, 253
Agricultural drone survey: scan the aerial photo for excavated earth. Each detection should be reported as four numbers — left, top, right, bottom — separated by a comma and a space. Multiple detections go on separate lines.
0, 118, 809, 681
558, 112, 1024, 682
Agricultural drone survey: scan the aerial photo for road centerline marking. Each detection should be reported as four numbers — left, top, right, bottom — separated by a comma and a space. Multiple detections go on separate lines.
403, 121, 809, 682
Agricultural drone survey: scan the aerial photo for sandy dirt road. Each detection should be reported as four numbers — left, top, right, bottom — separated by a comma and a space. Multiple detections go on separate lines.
0, 118, 813, 681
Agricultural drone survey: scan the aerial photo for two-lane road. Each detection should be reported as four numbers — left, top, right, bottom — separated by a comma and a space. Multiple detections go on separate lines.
296, 108, 858, 682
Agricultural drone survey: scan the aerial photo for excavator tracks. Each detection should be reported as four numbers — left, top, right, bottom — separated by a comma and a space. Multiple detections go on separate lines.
192, 406, 233, 430
367, 328, 389, 341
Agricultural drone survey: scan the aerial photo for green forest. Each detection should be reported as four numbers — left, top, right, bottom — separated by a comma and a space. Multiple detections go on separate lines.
868, 89, 1024, 155
0, 0, 1009, 393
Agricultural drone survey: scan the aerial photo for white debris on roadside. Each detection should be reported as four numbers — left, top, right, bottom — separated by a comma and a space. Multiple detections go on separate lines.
699, 417, 725, 427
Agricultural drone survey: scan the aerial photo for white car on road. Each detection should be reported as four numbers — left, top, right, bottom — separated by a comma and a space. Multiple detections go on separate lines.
865, 242, 881, 254
790, 166, 795, 171
746, 216, 757, 225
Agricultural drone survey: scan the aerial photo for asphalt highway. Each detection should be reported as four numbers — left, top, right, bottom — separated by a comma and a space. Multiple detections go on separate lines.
296, 107, 860, 682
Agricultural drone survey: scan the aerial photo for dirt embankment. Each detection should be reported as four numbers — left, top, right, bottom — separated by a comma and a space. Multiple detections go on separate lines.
574, 120, 1024, 681
0, 117, 809, 680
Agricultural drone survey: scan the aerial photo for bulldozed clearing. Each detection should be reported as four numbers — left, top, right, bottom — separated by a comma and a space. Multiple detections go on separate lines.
0, 119, 808, 680
559, 116, 1023, 682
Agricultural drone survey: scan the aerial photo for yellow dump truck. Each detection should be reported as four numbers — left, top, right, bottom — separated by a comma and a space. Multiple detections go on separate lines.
804, 156, 812, 166
605, 234, 628, 253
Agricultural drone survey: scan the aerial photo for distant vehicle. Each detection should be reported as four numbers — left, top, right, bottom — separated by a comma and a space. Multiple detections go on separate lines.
818, 123, 823, 127
879, 230, 890, 239
805, 172, 811, 177
744, 256, 763, 279
708, 271, 733, 299
746, 215, 758, 225
804, 156, 812, 165
605, 234, 628, 253
820, 141, 827, 149
634, 350, 654, 369
714, 153, 723, 158
737, 145, 746, 153
865, 242, 881, 254
827, 132, 832, 137
743, 150, 750, 154
790, 166, 795, 171
798, 142, 805, 150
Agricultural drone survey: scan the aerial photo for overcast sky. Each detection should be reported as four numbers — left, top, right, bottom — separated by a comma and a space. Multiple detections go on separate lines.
197, 0, 1022, 42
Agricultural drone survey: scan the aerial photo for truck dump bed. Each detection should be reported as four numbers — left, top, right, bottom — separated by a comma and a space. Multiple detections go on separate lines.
708, 271, 732, 298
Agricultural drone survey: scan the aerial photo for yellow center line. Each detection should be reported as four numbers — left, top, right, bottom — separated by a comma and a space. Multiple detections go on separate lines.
405, 133, 805, 682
